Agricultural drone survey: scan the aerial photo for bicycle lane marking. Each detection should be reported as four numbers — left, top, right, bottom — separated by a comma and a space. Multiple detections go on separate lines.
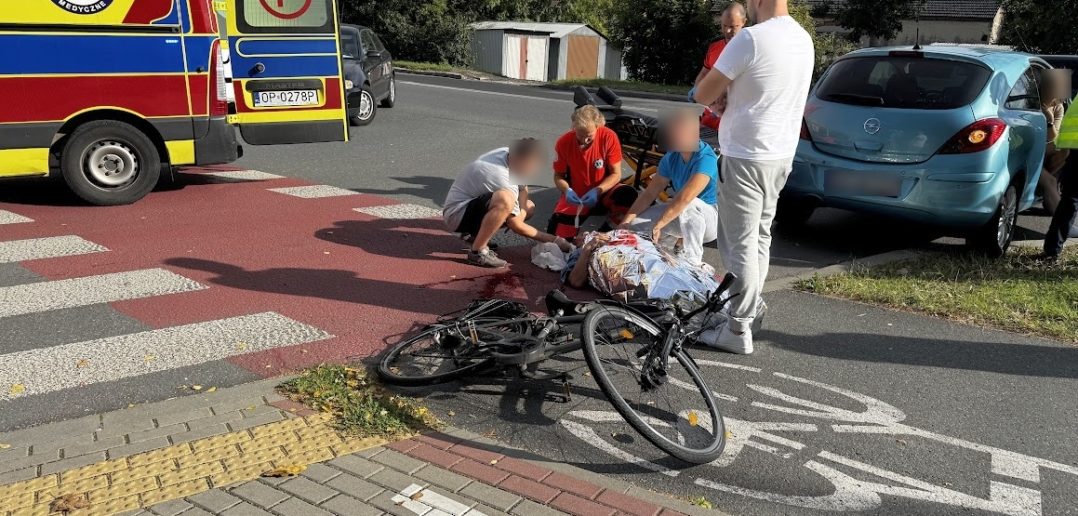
558, 360, 1077, 516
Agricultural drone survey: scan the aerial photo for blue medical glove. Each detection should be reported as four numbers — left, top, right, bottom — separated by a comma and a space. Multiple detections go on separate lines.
581, 188, 600, 208
565, 189, 584, 206
688, 86, 698, 104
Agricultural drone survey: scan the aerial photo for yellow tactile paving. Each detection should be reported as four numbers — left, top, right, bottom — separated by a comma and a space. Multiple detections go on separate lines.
0, 413, 391, 516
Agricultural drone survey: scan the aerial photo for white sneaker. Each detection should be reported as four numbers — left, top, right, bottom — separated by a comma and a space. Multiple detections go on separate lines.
698, 324, 753, 355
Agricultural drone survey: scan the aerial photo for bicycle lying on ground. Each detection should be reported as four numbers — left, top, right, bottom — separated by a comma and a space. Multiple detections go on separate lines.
377, 273, 738, 464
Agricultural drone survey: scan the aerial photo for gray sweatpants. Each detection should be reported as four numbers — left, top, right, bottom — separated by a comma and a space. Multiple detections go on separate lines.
717, 155, 793, 333
627, 197, 718, 266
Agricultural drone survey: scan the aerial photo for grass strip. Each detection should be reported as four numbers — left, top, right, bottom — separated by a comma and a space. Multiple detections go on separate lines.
796, 247, 1078, 343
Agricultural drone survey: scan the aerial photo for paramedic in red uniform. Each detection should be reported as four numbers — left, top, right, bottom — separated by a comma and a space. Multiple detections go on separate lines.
547, 105, 638, 239
694, 1, 748, 131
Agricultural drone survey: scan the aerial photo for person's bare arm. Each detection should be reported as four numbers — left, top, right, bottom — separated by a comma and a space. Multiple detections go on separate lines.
622, 175, 669, 226
597, 161, 624, 193
567, 238, 604, 289
505, 216, 571, 251
694, 68, 733, 106
655, 173, 711, 227
554, 172, 571, 194
694, 66, 709, 86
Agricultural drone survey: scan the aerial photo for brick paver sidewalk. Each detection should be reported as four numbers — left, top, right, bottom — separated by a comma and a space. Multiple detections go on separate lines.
0, 382, 709, 516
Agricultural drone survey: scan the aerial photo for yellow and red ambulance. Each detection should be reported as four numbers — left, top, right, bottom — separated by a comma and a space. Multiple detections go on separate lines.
0, 0, 348, 205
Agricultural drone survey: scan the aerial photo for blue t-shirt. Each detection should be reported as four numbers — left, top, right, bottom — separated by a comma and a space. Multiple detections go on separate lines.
658, 141, 719, 205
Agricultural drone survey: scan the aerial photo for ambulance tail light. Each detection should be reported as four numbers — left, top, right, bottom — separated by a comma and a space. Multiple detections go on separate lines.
209, 39, 228, 117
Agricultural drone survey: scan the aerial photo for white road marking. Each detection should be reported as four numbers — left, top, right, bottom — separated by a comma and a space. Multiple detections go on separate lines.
268, 185, 360, 199
560, 418, 679, 477
693, 359, 762, 373
355, 204, 442, 220
0, 312, 331, 400
0, 210, 32, 225
0, 236, 108, 264
393, 483, 477, 516
400, 81, 660, 113
0, 268, 205, 318
200, 170, 284, 182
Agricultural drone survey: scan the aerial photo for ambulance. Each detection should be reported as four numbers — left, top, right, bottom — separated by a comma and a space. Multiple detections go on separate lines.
0, 0, 348, 205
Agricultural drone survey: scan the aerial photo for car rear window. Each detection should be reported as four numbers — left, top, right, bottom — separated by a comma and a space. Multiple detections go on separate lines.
817, 56, 992, 110
239, 0, 333, 33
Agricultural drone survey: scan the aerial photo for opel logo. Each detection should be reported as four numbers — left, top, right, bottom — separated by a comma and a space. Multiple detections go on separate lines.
864, 118, 881, 135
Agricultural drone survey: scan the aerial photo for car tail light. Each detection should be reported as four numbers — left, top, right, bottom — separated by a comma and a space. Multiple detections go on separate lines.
209, 39, 228, 117
938, 118, 1006, 154
800, 119, 813, 141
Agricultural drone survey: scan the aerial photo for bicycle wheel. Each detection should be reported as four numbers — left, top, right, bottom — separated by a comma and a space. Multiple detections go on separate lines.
582, 305, 725, 464
378, 320, 520, 386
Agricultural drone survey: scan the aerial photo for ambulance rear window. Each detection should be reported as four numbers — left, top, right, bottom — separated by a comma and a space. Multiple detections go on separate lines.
239, 0, 333, 33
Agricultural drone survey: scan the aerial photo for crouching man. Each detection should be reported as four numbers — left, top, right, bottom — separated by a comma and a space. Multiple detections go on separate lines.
443, 138, 572, 268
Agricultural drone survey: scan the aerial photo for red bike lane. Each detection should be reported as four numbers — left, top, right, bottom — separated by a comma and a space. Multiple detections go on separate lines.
1, 168, 562, 378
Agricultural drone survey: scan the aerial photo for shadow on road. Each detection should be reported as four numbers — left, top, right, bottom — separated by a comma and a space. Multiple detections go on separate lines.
764, 329, 1078, 379
351, 175, 456, 206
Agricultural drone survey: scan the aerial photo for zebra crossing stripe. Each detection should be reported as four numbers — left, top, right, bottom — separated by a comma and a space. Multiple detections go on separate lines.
0, 236, 108, 264
355, 204, 442, 220
268, 185, 359, 198
201, 170, 283, 182
0, 268, 206, 318
0, 210, 32, 225
0, 312, 331, 400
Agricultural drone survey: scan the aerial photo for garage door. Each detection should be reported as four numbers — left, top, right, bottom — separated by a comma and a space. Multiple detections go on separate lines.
566, 35, 599, 80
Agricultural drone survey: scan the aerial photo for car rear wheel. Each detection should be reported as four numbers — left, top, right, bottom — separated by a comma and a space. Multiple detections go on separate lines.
60, 120, 161, 206
381, 75, 396, 108
350, 86, 377, 126
969, 184, 1017, 258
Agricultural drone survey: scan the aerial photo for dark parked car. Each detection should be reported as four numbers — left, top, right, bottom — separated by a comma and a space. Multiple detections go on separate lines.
340, 24, 396, 126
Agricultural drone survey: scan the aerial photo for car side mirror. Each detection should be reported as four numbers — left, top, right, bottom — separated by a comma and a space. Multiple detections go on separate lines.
366, 50, 383, 59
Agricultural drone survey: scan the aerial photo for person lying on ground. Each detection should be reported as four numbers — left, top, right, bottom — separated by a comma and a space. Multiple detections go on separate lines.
443, 138, 572, 268
547, 105, 639, 240
622, 108, 719, 268
562, 230, 719, 310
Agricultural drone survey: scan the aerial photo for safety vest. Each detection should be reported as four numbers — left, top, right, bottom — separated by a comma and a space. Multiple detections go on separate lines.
1059, 94, 1078, 149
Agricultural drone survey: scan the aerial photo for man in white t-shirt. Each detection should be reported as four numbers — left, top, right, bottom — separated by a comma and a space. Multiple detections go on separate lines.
444, 139, 571, 268
692, 0, 814, 354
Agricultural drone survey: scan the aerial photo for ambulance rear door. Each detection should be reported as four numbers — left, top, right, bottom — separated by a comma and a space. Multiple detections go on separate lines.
225, 0, 348, 144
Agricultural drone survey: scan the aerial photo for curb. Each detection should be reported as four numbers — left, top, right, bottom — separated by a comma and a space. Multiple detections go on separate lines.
762, 249, 923, 294
397, 68, 471, 80
539, 84, 687, 102
436, 426, 722, 516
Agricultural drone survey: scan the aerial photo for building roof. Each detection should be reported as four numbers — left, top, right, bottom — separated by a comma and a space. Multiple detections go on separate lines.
805, 0, 1001, 20
470, 21, 604, 39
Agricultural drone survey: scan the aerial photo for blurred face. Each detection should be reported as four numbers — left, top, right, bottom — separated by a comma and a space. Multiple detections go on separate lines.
667, 114, 701, 153
720, 11, 745, 40
508, 153, 542, 179
574, 125, 599, 148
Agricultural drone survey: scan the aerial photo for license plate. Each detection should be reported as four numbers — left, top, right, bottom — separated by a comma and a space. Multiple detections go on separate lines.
253, 90, 318, 107
825, 170, 902, 198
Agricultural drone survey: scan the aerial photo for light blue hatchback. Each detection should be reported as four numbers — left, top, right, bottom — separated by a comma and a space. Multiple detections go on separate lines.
782, 45, 1050, 256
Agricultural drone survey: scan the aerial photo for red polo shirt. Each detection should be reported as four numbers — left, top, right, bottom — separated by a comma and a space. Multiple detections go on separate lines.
553, 126, 623, 193
704, 38, 727, 70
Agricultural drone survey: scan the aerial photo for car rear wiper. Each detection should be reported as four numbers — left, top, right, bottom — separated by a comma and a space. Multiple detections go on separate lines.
821, 93, 886, 106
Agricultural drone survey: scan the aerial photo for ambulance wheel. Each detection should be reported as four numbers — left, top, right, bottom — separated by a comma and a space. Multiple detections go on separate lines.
351, 86, 377, 126
60, 120, 161, 206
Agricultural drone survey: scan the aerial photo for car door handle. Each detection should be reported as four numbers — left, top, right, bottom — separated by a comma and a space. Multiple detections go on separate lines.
854, 139, 883, 152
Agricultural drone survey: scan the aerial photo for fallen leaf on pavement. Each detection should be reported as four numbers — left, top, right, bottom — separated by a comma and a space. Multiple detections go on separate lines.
76, 359, 90, 368
206, 387, 217, 393
236, 342, 249, 351
262, 464, 306, 477
144, 355, 156, 362
192, 385, 203, 391
410, 491, 424, 501
9, 384, 25, 396
446, 410, 455, 417
0, 443, 10, 449
50, 493, 90, 512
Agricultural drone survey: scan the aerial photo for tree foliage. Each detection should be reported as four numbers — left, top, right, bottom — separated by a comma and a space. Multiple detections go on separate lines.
789, 1, 855, 79
608, 0, 714, 85
833, 0, 921, 41
999, 0, 1078, 55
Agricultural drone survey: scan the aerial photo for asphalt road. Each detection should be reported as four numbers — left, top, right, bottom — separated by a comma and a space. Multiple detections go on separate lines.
401, 291, 1078, 516
234, 73, 1057, 281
